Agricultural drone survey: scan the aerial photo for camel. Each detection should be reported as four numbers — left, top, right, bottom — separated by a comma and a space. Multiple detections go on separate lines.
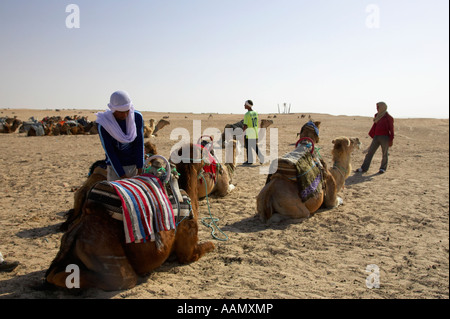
190, 136, 238, 199
60, 141, 158, 232
256, 121, 359, 222
153, 119, 170, 136
0, 118, 22, 133
144, 119, 170, 138
260, 119, 274, 129
45, 143, 214, 291
219, 118, 273, 148
329, 136, 361, 192
144, 119, 156, 138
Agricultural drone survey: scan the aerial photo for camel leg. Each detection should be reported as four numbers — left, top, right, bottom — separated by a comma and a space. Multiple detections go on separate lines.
213, 172, 231, 197
72, 213, 138, 290
174, 219, 215, 264
47, 209, 138, 291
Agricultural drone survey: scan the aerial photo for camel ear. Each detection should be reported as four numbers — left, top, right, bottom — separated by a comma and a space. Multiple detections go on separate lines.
332, 139, 336, 144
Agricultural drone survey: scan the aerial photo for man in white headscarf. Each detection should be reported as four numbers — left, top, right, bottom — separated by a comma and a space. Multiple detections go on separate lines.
96, 90, 145, 181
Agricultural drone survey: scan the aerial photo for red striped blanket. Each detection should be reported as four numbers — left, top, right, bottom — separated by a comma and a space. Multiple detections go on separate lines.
110, 174, 176, 244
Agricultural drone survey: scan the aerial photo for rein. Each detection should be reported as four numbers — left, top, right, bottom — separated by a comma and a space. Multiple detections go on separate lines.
333, 163, 348, 178
198, 172, 228, 242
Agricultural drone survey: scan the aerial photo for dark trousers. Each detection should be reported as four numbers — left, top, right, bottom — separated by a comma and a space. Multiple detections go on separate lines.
244, 137, 264, 164
361, 135, 390, 171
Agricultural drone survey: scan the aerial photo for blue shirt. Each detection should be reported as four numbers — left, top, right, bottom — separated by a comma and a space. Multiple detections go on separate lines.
98, 111, 144, 177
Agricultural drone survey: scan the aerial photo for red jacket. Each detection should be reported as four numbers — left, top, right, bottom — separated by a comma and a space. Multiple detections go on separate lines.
368, 113, 394, 142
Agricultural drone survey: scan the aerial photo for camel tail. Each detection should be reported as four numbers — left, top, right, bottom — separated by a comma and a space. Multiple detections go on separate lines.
256, 180, 275, 222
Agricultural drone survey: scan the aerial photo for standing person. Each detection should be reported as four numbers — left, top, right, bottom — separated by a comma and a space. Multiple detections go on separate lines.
0, 251, 19, 272
96, 90, 145, 181
243, 100, 264, 165
356, 102, 394, 174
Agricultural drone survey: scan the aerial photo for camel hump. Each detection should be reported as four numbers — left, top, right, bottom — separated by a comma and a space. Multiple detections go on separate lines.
269, 142, 324, 203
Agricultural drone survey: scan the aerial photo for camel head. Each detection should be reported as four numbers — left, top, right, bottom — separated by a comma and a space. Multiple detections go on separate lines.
331, 137, 360, 159
171, 143, 205, 188
260, 119, 273, 129
153, 119, 170, 135
299, 120, 321, 144
144, 141, 157, 157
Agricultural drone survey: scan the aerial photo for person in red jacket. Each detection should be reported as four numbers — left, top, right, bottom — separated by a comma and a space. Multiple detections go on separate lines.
356, 102, 394, 174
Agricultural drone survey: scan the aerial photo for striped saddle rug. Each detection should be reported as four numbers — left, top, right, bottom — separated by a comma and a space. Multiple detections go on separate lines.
86, 174, 177, 244
268, 141, 324, 202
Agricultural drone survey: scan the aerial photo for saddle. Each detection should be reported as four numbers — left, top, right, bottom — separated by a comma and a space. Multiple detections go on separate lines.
268, 138, 325, 202
85, 156, 193, 244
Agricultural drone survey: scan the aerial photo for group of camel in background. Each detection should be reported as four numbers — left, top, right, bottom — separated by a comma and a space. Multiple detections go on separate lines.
0, 115, 98, 136
43, 116, 361, 291
0, 115, 171, 138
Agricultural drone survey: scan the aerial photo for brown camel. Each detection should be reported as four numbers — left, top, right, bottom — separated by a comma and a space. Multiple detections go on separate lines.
256, 121, 359, 222
329, 137, 361, 192
0, 118, 22, 133
153, 119, 170, 136
143, 119, 156, 138
187, 136, 238, 199
144, 119, 170, 138
45, 143, 214, 291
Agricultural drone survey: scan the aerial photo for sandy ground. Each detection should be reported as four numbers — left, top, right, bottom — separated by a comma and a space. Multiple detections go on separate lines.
0, 108, 448, 299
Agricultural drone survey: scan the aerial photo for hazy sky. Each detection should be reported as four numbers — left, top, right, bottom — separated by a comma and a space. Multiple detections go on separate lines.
0, 0, 448, 118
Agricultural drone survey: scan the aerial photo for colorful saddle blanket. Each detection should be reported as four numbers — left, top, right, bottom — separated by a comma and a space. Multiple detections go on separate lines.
269, 141, 324, 202
87, 174, 176, 244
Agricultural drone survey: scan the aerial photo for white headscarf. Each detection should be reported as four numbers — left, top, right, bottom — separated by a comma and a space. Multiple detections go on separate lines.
96, 91, 137, 144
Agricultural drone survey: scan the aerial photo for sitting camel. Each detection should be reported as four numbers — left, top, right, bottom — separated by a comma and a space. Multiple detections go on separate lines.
45, 143, 214, 291
183, 136, 238, 199
144, 119, 170, 138
0, 117, 22, 133
144, 119, 156, 138
153, 119, 170, 136
60, 141, 158, 231
256, 121, 360, 222
329, 136, 361, 192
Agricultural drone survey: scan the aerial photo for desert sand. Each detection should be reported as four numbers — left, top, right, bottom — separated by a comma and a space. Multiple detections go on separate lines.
0, 108, 448, 299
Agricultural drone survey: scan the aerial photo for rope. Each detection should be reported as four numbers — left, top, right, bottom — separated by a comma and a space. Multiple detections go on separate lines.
198, 174, 229, 241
